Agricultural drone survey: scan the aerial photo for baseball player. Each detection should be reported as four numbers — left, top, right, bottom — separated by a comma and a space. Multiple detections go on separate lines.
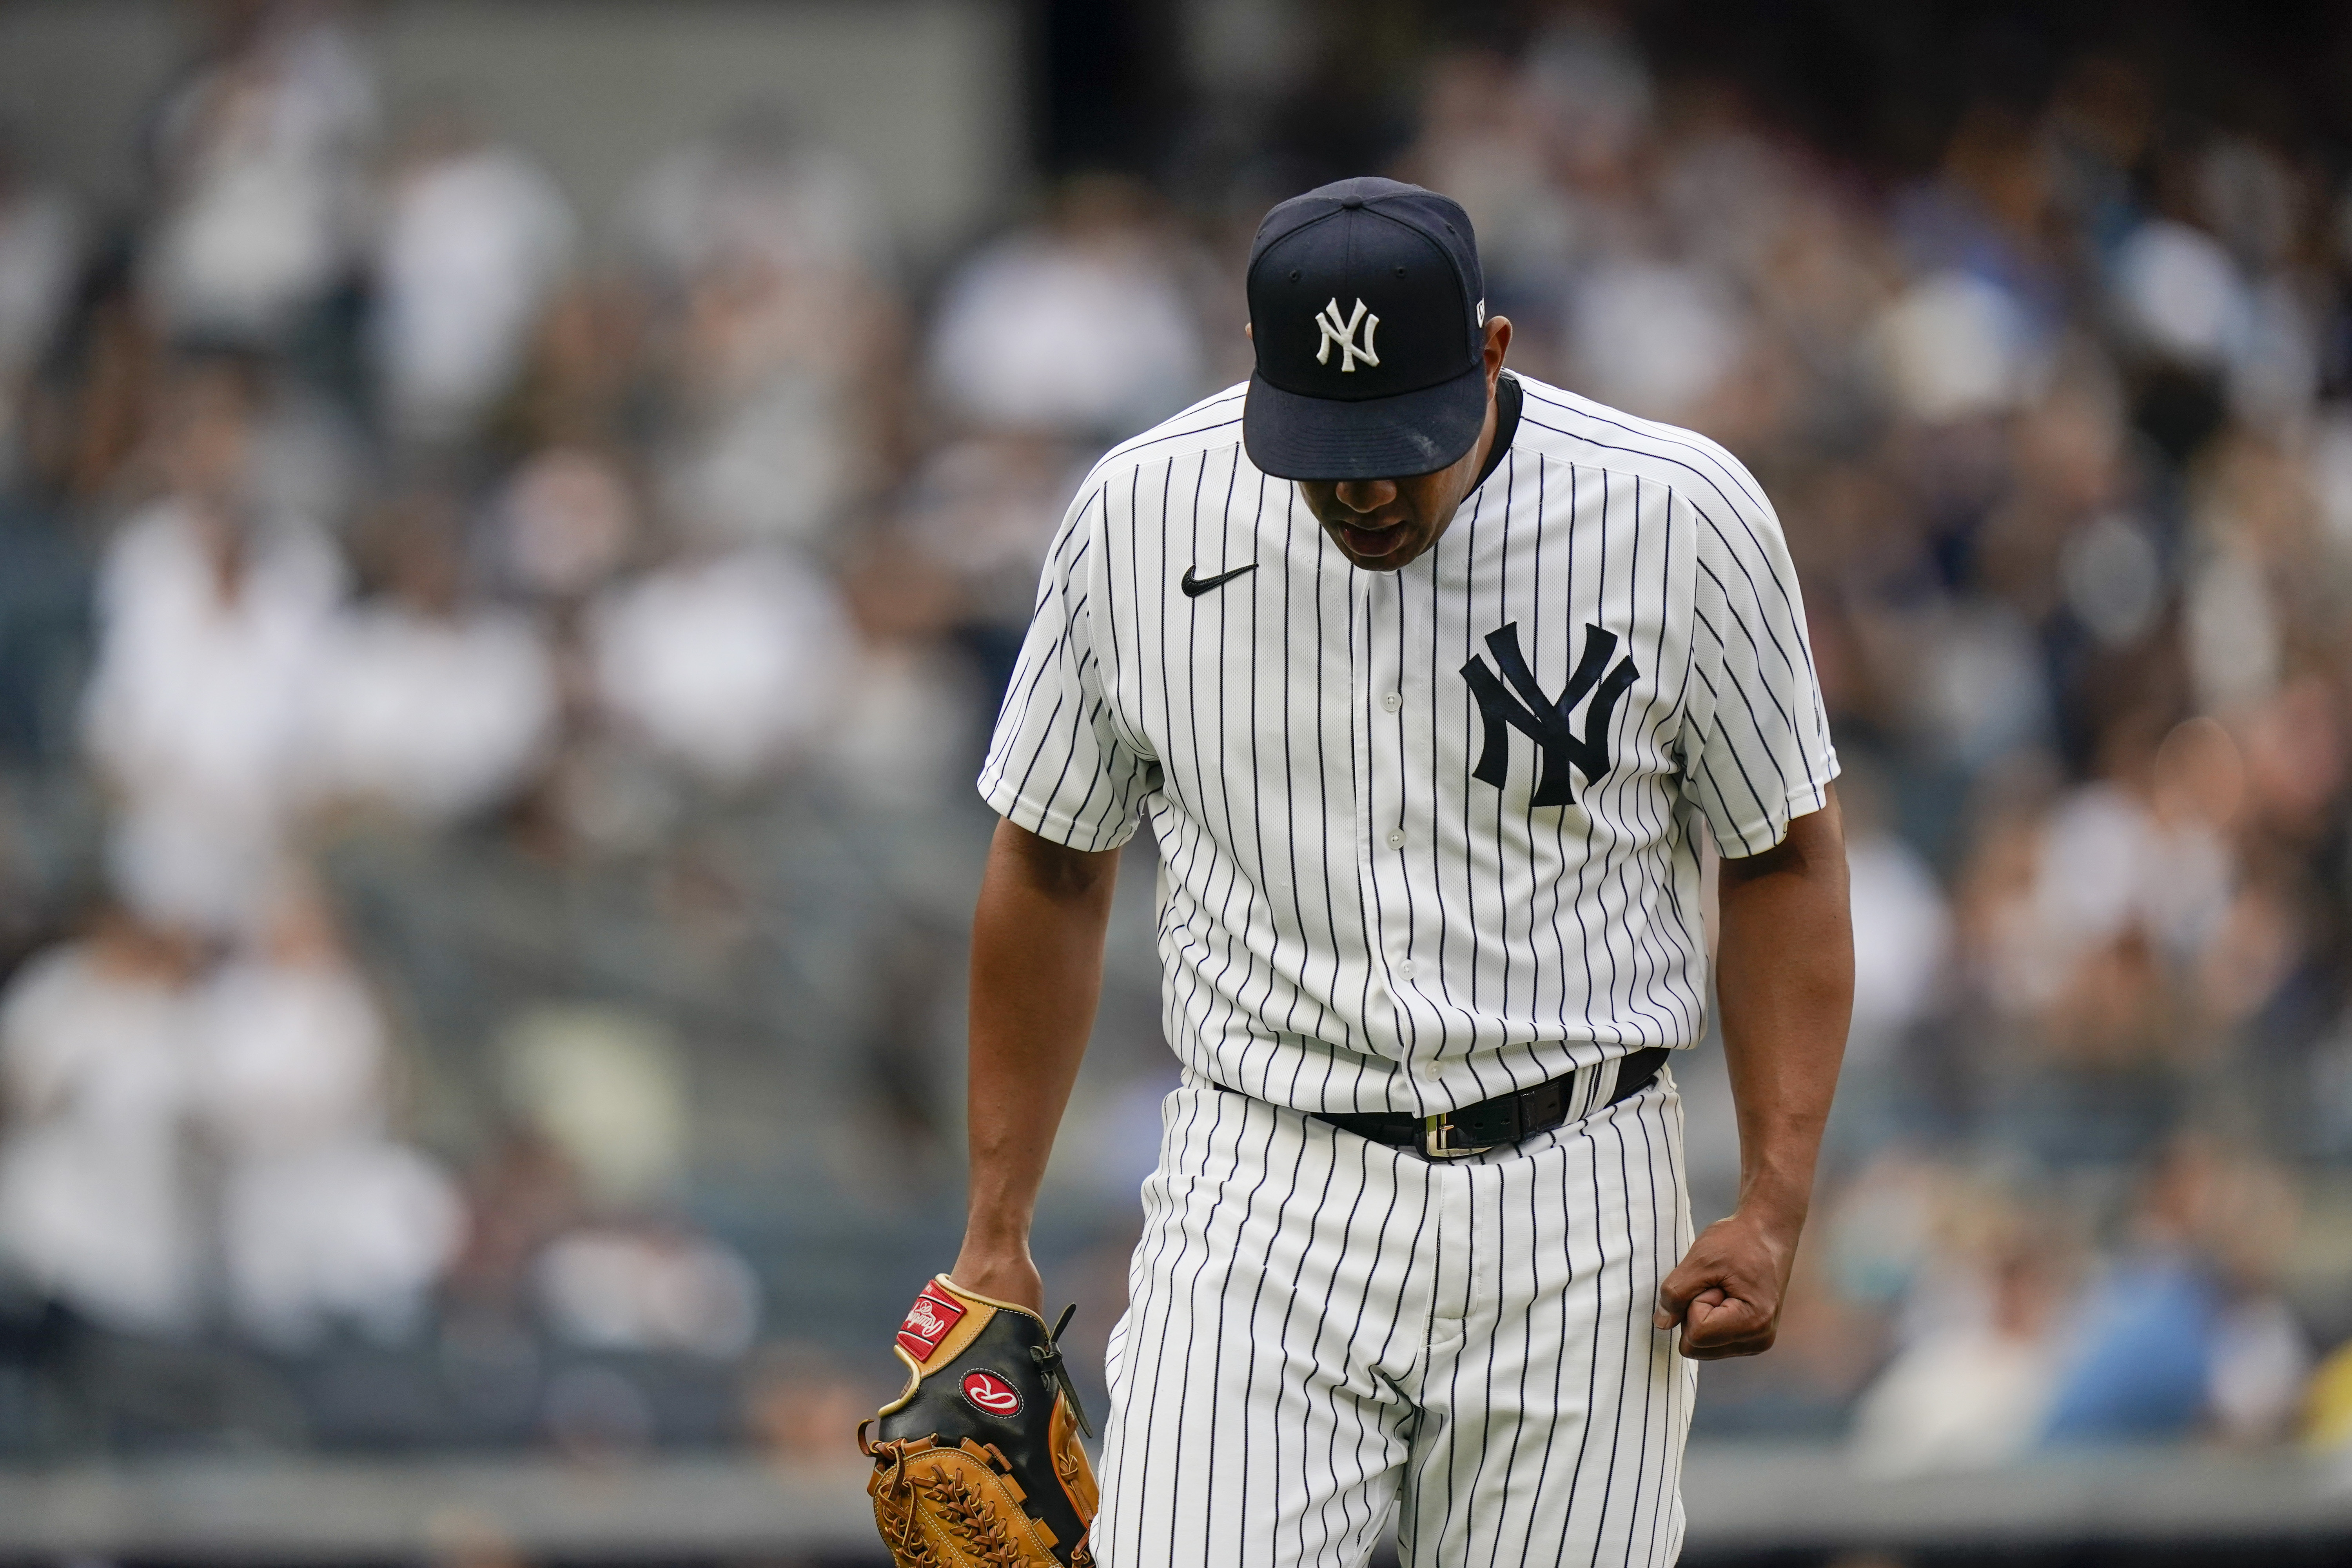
943, 177, 1853, 1565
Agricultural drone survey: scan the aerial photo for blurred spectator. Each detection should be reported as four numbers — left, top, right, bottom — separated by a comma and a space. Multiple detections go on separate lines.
1873, 271, 2045, 425
624, 103, 887, 293
822, 531, 977, 810
305, 494, 557, 823
82, 359, 343, 935
0, 906, 201, 1335
1399, 51, 1578, 337
443, 1128, 584, 1325
194, 882, 461, 1348
631, 109, 898, 548
1523, 8, 1655, 189
587, 544, 851, 788
653, 264, 889, 547
928, 175, 1206, 439
495, 444, 640, 603
1844, 817, 1951, 1065
497, 1004, 688, 1211
0, 141, 82, 481
1827, 773, 1951, 1156
1850, 1216, 2068, 1475
897, 433, 1089, 699
371, 108, 575, 447
535, 1224, 759, 1358
193, 882, 387, 1154
142, 5, 375, 346
744, 1339, 881, 1471
1571, 258, 1746, 423
2112, 220, 2246, 381
2304, 1339, 2352, 1453
2041, 1141, 2308, 1445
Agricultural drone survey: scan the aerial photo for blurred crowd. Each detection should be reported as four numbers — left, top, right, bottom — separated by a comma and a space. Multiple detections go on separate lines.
0, 0, 2348, 1468
1390, 15, 2352, 1468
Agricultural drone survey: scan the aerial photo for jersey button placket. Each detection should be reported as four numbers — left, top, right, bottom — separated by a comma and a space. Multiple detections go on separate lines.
1355, 571, 1413, 1059
1347, 571, 1399, 1055
1361, 571, 1424, 1063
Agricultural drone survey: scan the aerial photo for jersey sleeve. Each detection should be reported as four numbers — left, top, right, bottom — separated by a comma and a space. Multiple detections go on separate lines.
1679, 479, 1839, 858
977, 482, 1157, 851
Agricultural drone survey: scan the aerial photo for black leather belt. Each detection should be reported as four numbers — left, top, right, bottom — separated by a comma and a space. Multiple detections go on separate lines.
1314, 1047, 1672, 1160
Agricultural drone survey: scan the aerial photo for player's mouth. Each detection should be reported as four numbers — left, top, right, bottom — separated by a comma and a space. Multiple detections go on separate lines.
1336, 520, 1414, 560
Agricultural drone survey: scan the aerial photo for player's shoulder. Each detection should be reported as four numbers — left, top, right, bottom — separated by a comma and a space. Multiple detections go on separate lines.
1080, 383, 1250, 492
1507, 374, 1775, 529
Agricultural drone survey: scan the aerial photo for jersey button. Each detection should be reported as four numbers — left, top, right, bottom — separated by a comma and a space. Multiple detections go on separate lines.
1381, 692, 1402, 713
1385, 828, 1406, 849
1395, 959, 1416, 979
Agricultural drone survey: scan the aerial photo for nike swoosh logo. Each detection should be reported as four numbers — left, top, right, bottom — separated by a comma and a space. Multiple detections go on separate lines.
1180, 563, 1257, 598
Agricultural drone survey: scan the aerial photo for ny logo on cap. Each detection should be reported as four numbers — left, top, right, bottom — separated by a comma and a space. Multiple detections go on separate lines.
1314, 298, 1381, 373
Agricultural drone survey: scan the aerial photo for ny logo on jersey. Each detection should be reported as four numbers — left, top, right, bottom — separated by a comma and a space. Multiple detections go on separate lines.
1314, 298, 1381, 372
1460, 622, 1640, 808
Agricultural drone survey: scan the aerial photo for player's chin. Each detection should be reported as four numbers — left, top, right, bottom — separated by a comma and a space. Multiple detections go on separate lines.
1332, 533, 1426, 570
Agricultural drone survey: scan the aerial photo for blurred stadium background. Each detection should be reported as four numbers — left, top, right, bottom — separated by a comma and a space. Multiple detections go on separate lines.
0, 0, 2350, 1563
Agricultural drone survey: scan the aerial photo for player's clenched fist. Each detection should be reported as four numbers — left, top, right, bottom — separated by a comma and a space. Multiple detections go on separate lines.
1654, 1211, 1802, 1360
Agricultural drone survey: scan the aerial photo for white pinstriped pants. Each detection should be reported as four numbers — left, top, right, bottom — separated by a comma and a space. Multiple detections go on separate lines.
1093, 1064, 1696, 1567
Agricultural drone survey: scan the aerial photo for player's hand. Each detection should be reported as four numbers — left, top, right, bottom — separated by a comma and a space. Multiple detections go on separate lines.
948, 1235, 1046, 1316
1652, 1210, 1797, 1360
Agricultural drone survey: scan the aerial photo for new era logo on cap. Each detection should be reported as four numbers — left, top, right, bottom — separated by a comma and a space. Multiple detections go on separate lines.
1243, 178, 1493, 480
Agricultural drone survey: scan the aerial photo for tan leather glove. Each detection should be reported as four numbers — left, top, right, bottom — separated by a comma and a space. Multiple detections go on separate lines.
858, 1274, 1098, 1567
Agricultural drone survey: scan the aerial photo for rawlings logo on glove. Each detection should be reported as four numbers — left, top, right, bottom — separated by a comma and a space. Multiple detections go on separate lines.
898, 1282, 968, 1359
858, 1274, 1098, 1568
962, 1370, 1024, 1416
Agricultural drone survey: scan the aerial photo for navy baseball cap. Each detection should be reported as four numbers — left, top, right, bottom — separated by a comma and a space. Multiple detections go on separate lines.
1243, 177, 1490, 481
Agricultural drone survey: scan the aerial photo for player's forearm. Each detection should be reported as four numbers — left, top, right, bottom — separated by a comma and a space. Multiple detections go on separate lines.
1711, 788, 1852, 1234
960, 818, 1120, 1253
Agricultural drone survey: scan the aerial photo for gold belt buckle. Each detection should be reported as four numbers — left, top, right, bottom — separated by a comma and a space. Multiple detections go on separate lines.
1421, 1112, 1494, 1160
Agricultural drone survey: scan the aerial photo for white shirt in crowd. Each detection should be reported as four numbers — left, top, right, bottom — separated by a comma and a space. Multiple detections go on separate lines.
142, 13, 376, 342
590, 547, 852, 786
0, 939, 198, 1334
929, 221, 1203, 437
305, 601, 557, 822
84, 501, 342, 934
374, 142, 575, 442
194, 937, 464, 1348
0, 912, 463, 1348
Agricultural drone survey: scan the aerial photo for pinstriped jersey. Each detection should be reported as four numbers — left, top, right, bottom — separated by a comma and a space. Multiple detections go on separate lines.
978, 373, 1837, 1117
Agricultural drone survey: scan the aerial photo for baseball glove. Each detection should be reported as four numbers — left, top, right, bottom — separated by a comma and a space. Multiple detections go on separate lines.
858, 1274, 1099, 1568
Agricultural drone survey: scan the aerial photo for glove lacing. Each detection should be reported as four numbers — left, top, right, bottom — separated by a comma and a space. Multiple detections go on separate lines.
867, 1439, 946, 1567
870, 1435, 1030, 1567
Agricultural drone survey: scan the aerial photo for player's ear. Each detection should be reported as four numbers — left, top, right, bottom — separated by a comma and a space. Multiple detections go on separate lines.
1483, 316, 1512, 381
1245, 321, 1254, 343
